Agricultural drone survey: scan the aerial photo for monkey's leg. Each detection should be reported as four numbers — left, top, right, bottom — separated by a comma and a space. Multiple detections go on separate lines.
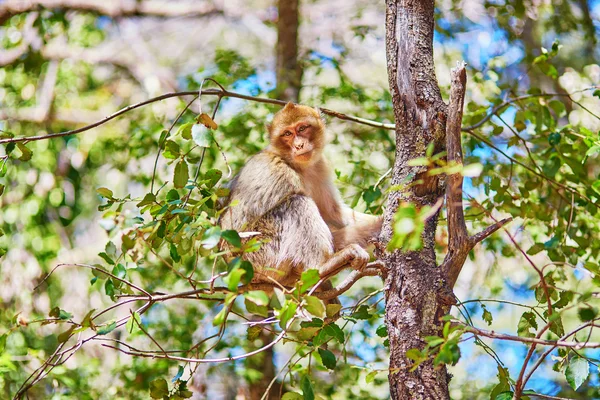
318, 244, 369, 279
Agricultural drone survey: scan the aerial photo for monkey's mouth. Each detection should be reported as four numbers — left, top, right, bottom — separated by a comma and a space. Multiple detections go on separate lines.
294, 149, 313, 158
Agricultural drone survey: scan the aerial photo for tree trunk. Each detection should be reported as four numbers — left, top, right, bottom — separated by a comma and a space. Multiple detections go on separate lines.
380, 1, 452, 398
275, 0, 302, 102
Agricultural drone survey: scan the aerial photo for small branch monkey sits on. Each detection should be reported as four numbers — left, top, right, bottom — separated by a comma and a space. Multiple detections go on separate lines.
219, 102, 382, 288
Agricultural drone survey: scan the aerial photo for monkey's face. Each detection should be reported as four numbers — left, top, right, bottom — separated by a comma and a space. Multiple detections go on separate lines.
268, 103, 325, 167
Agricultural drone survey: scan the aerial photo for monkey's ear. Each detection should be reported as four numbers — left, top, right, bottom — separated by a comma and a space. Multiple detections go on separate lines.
283, 102, 296, 111
314, 107, 326, 123
266, 122, 273, 137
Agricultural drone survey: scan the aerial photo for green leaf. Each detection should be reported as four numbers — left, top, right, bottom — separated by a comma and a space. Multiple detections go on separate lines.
300, 318, 323, 328
239, 261, 254, 284
112, 263, 126, 280
351, 305, 371, 320
300, 269, 320, 294
149, 378, 169, 399
279, 301, 298, 329
0, 183, 5, 196
169, 243, 180, 263
296, 327, 320, 341
213, 306, 229, 327
323, 323, 344, 343
246, 290, 269, 307
517, 311, 537, 338
166, 189, 180, 201
98, 251, 114, 265
174, 160, 189, 189
204, 169, 222, 188
125, 311, 142, 336
49, 307, 73, 320
177, 122, 194, 139
163, 140, 180, 159
362, 186, 382, 205
97, 321, 117, 335
304, 296, 325, 318
158, 129, 169, 147
376, 325, 388, 337
365, 370, 378, 383
300, 375, 314, 400
57, 326, 76, 344
548, 132, 561, 145
565, 356, 589, 390
221, 230, 242, 248
281, 393, 303, 400
482, 305, 493, 326
318, 348, 337, 370
105, 241, 117, 258
247, 325, 262, 341
245, 298, 268, 318
16, 143, 32, 161
228, 268, 245, 291
527, 243, 544, 256
326, 303, 342, 318
0, 334, 6, 353
578, 306, 597, 322
490, 366, 511, 400
406, 348, 424, 362
136, 193, 156, 207
434, 342, 461, 366
105, 279, 115, 300
548, 314, 564, 337
201, 226, 221, 249
494, 392, 514, 400
192, 123, 212, 148
96, 187, 114, 199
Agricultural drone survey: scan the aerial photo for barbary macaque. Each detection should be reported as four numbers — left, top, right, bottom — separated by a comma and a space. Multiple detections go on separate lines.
219, 102, 382, 287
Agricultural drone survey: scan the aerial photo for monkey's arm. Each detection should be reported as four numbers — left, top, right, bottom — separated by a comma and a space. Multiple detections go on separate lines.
331, 206, 382, 251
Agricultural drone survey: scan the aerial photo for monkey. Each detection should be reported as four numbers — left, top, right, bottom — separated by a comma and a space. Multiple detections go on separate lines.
219, 102, 382, 289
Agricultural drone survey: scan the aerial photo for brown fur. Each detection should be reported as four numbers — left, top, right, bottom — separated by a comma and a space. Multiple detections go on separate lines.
219, 103, 382, 287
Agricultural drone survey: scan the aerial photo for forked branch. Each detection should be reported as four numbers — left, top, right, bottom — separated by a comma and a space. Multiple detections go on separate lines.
441, 62, 511, 288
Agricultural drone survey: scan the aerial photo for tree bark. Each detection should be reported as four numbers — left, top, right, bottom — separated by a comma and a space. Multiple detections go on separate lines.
275, 0, 302, 102
380, 1, 451, 399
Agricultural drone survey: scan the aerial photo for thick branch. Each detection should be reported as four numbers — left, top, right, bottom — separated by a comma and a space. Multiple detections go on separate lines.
445, 62, 469, 249
317, 265, 386, 300
0, 0, 222, 25
441, 63, 512, 287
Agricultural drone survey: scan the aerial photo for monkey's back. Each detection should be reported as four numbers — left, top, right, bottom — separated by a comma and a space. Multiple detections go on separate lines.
219, 151, 334, 285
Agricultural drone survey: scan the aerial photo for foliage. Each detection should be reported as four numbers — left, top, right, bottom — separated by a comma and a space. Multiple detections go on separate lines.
1, 1, 600, 399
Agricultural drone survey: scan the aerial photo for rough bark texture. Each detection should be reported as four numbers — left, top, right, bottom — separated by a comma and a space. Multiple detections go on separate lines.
380, 1, 451, 399
275, 0, 303, 102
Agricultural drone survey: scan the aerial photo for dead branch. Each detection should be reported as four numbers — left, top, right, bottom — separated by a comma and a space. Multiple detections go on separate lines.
440, 62, 512, 288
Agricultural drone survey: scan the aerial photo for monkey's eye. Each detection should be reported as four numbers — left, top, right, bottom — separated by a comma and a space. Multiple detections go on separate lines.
298, 125, 308, 132
282, 131, 292, 137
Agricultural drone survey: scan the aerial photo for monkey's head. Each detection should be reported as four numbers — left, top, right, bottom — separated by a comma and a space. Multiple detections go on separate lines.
267, 102, 326, 167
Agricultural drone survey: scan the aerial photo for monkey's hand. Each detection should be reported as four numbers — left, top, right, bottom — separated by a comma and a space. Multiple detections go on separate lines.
346, 244, 369, 272
318, 244, 369, 279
